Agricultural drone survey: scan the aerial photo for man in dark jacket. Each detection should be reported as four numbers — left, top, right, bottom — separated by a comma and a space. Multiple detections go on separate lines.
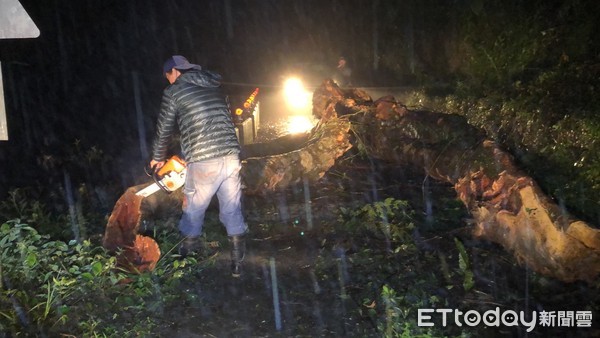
150, 55, 247, 277
333, 56, 352, 87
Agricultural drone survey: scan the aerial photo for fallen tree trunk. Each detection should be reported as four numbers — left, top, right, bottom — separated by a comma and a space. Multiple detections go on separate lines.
241, 117, 352, 194
309, 80, 600, 283
102, 79, 600, 282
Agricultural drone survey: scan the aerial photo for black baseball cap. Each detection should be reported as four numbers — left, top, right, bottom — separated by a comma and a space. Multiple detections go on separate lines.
163, 55, 202, 74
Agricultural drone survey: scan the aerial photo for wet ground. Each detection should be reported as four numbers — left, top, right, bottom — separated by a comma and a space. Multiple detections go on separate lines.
152, 173, 435, 336
160, 233, 359, 337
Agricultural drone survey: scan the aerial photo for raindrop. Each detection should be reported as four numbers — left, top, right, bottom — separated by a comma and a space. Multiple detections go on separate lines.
270, 257, 282, 331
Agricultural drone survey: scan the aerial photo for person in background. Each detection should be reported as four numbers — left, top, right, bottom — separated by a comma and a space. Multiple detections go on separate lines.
333, 56, 352, 87
150, 55, 248, 277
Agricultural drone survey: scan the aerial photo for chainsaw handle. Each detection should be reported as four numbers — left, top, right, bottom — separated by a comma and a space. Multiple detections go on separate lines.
145, 160, 165, 177
144, 164, 155, 177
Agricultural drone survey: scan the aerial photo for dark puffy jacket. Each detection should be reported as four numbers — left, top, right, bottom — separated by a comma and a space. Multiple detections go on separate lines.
151, 69, 240, 163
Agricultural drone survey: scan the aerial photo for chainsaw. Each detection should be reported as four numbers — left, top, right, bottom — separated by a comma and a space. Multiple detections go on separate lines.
136, 155, 187, 197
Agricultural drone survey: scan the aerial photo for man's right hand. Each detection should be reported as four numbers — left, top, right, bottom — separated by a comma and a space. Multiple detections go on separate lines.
150, 159, 165, 172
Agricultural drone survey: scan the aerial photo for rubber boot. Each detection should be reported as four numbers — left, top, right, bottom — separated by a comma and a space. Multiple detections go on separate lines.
229, 234, 246, 277
178, 236, 200, 258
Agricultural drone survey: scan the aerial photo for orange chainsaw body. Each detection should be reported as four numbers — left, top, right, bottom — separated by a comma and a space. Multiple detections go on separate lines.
136, 156, 187, 197
156, 155, 186, 190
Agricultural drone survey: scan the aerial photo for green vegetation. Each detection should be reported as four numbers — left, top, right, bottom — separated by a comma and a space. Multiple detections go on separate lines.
320, 198, 468, 337
454, 238, 474, 292
0, 218, 205, 336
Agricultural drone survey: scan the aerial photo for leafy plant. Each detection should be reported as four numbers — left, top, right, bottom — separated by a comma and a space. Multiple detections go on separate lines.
338, 197, 415, 245
0, 189, 66, 237
378, 284, 441, 338
454, 238, 474, 292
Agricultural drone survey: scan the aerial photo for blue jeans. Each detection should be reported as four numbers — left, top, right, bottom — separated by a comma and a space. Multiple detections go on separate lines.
179, 155, 247, 237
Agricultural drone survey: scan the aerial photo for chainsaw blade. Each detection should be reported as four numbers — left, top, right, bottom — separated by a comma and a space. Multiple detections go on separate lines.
136, 183, 162, 197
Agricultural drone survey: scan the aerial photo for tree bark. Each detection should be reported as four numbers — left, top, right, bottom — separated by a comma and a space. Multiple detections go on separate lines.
309, 80, 600, 283
240, 116, 352, 194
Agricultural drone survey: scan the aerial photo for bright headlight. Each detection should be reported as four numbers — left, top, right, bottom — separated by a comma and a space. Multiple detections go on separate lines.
283, 77, 310, 109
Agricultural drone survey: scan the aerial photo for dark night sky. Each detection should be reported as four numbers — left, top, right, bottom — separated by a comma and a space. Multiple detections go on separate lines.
2, 0, 377, 88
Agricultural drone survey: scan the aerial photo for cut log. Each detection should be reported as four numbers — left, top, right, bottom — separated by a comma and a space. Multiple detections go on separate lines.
102, 186, 144, 252
102, 184, 163, 273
